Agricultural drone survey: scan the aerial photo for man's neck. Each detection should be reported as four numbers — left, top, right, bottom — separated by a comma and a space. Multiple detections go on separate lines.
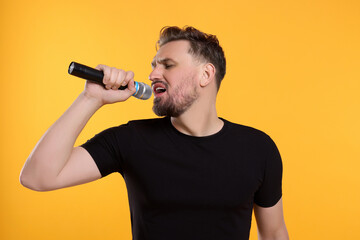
170, 104, 223, 137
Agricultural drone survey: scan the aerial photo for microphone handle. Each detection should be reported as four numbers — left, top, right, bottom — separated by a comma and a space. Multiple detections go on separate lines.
68, 61, 127, 90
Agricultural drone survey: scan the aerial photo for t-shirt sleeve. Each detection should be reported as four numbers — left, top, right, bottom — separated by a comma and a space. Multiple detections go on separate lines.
254, 134, 283, 208
80, 126, 124, 178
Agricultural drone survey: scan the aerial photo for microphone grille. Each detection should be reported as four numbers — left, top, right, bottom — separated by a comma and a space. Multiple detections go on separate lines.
133, 82, 152, 100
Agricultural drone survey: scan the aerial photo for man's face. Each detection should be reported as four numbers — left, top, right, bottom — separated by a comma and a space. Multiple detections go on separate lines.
149, 40, 202, 117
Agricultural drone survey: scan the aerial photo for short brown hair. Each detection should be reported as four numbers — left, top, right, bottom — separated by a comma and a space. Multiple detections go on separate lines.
157, 26, 226, 90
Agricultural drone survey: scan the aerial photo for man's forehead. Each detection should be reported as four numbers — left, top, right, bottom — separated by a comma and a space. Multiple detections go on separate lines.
151, 56, 173, 64
152, 40, 191, 62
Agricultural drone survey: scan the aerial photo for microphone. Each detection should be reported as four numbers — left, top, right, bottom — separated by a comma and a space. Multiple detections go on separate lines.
68, 61, 152, 100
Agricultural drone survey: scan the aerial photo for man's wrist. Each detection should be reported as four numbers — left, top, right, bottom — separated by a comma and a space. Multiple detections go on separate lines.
79, 92, 104, 111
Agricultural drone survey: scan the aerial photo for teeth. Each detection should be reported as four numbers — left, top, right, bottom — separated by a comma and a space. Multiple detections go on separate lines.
156, 87, 166, 93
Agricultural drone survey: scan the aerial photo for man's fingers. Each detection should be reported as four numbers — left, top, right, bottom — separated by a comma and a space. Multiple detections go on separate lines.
112, 70, 135, 91
125, 71, 134, 83
124, 79, 136, 96
107, 68, 119, 90
111, 69, 124, 90
94, 65, 135, 95
95, 64, 103, 71
85, 64, 138, 104
120, 71, 134, 88
104, 68, 111, 87
95, 65, 108, 85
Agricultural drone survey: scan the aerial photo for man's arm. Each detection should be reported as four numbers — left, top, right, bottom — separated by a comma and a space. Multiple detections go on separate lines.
19, 65, 136, 191
254, 198, 289, 240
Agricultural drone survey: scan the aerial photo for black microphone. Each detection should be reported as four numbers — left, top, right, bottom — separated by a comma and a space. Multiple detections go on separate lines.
68, 61, 152, 100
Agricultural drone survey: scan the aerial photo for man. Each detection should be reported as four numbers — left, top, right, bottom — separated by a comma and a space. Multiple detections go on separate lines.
20, 26, 289, 240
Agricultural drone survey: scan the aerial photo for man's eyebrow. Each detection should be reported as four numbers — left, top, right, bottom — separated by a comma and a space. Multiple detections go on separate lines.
151, 58, 175, 67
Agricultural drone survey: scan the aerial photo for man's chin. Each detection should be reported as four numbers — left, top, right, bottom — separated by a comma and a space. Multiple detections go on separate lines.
152, 101, 181, 117
152, 100, 166, 117
152, 105, 169, 117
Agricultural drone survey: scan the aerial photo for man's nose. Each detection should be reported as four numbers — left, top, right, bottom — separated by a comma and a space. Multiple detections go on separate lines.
149, 67, 162, 82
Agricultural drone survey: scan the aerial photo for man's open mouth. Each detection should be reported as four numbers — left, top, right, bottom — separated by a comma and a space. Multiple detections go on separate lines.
152, 82, 167, 96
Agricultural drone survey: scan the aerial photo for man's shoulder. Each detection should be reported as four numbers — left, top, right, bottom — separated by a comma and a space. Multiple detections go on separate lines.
222, 119, 281, 159
222, 118, 267, 135
96, 118, 168, 140
222, 118, 275, 144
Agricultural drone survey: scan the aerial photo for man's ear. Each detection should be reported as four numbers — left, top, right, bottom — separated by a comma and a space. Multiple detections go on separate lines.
200, 63, 216, 87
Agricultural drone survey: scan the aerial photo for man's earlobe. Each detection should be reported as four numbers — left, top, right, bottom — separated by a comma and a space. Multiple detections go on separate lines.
200, 63, 216, 87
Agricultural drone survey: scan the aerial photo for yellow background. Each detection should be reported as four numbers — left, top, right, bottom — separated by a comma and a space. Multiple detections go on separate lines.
1, 0, 359, 239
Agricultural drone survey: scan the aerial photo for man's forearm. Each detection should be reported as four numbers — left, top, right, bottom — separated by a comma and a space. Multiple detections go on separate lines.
20, 93, 102, 190
258, 226, 289, 240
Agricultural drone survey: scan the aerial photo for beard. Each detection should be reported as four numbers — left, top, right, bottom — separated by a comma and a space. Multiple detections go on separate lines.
152, 83, 199, 117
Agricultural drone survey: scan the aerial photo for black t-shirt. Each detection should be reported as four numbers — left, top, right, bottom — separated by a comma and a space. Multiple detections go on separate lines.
81, 117, 283, 240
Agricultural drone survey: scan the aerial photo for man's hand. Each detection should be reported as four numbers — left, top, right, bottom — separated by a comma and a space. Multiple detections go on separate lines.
83, 65, 137, 106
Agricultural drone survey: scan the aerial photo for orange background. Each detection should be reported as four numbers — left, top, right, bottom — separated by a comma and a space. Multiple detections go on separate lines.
1, 0, 359, 239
